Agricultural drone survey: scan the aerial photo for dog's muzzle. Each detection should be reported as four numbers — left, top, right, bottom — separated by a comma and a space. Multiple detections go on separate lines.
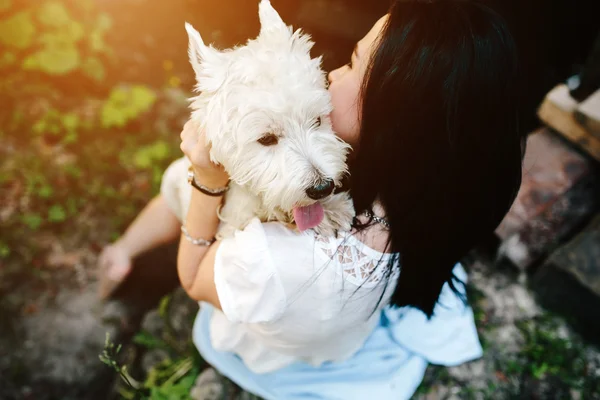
306, 179, 335, 200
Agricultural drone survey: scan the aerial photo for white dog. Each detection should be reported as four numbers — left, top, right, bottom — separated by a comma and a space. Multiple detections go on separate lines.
185, 0, 354, 238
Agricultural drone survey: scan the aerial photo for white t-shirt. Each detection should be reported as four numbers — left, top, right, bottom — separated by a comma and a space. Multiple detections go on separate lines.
161, 157, 399, 373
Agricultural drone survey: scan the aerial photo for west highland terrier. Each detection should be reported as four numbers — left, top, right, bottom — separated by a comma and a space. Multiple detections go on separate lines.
185, 0, 354, 238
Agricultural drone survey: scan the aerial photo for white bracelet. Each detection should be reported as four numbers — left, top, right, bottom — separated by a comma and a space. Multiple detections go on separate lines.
180, 225, 215, 246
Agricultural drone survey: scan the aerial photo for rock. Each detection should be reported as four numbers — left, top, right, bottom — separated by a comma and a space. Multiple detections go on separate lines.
141, 309, 165, 338
547, 214, 600, 296
447, 359, 487, 391
0, 284, 125, 400
496, 129, 598, 269
190, 368, 225, 400
141, 348, 170, 374
469, 261, 542, 325
531, 215, 600, 341
167, 288, 198, 342
236, 390, 263, 400
189, 366, 257, 400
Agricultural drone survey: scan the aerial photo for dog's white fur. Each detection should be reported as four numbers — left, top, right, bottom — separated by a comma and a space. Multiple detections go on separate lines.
185, 0, 354, 238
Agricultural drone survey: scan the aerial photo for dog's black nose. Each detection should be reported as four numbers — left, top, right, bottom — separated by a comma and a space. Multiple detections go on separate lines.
306, 179, 335, 200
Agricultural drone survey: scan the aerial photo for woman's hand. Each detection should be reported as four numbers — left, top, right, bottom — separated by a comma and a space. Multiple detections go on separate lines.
180, 119, 230, 189
97, 240, 132, 298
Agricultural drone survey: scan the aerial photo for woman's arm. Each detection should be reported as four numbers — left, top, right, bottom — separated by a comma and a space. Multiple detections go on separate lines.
177, 120, 230, 307
177, 190, 222, 307
119, 194, 181, 257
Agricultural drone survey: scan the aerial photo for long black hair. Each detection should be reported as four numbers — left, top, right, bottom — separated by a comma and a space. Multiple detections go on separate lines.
349, 0, 523, 317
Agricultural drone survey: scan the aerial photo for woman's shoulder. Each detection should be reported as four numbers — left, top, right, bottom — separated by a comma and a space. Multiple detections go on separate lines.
253, 219, 398, 288
312, 229, 397, 288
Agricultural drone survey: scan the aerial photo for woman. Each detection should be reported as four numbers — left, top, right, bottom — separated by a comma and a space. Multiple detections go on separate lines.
177, 1, 521, 398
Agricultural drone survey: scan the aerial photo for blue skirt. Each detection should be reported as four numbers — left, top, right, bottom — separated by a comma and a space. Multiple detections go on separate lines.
193, 264, 482, 400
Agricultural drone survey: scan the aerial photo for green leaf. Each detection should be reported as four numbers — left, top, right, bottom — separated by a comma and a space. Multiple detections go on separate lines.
151, 141, 170, 160
101, 103, 127, 128
68, 21, 85, 41
48, 204, 66, 222
97, 13, 113, 32
63, 164, 82, 178
133, 141, 170, 169
110, 87, 129, 103
1, 51, 16, 67
37, 1, 72, 28
532, 362, 548, 379
101, 86, 157, 128
88, 30, 108, 53
82, 56, 105, 81
133, 331, 166, 350
38, 23, 84, 47
149, 387, 170, 400
62, 130, 78, 144
21, 54, 38, 69
0, 11, 36, 49
49, 123, 60, 134
0, 241, 10, 258
61, 113, 79, 131
0, 172, 9, 185
32, 119, 47, 135
133, 148, 153, 169
22, 213, 43, 230
130, 86, 157, 114
158, 295, 171, 318
38, 185, 54, 199
23, 44, 80, 75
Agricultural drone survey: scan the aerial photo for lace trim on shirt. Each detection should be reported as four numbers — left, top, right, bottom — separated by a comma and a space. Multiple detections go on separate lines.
315, 233, 394, 288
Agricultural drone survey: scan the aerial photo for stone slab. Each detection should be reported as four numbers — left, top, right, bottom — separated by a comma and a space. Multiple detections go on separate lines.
545, 214, 600, 297
495, 129, 598, 269
531, 216, 600, 341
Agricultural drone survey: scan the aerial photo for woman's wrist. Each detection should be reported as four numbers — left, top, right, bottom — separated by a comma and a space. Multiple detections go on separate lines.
191, 166, 229, 190
115, 236, 136, 258
183, 187, 222, 240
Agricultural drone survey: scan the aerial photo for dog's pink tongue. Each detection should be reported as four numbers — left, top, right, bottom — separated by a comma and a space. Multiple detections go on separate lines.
293, 203, 324, 231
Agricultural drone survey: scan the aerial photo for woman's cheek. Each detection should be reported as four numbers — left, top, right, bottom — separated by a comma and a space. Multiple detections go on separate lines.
331, 110, 357, 147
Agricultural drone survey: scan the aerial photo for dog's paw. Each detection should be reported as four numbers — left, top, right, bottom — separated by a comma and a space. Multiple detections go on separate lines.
316, 192, 355, 236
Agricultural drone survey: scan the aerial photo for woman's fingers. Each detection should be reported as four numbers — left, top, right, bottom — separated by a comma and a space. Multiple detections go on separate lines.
180, 120, 214, 169
180, 121, 199, 157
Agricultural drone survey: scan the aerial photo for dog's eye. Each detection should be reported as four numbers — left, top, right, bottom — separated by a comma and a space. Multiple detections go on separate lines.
315, 116, 322, 127
258, 133, 279, 146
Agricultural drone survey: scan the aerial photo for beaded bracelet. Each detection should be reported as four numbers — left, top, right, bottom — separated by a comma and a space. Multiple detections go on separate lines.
180, 225, 215, 246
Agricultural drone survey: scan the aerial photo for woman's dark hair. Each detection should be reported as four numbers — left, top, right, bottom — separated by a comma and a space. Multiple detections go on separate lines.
349, 0, 523, 317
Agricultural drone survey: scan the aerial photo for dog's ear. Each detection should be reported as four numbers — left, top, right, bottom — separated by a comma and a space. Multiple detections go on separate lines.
185, 22, 226, 92
258, 0, 289, 37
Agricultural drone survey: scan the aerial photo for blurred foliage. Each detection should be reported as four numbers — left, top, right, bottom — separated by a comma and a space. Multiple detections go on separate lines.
102, 86, 157, 128
0, 0, 187, 267
1, 2, 190, 393
513, 317, 600, 395
0, 0, 113, 83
